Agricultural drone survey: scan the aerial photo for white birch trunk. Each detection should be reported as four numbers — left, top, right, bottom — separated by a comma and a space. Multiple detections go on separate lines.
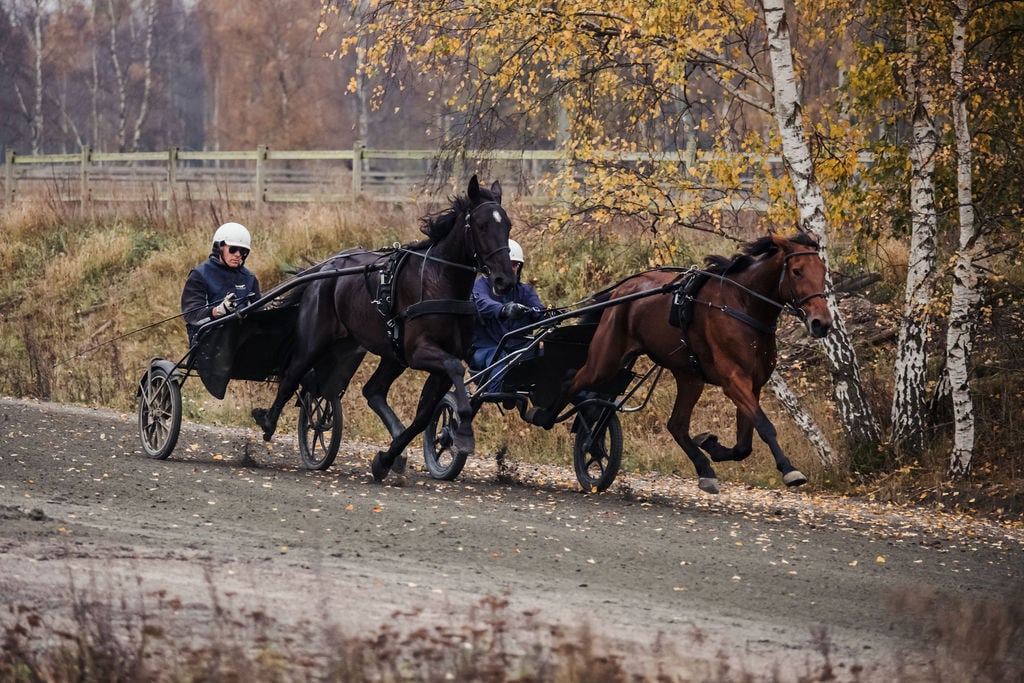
769, 375, 837, 468
890, 18, 938, 453
947, 0, 982, 475
761, 0, 881, 446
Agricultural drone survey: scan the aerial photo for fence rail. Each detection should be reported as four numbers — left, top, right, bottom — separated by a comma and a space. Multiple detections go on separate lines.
2, 144, 601, 209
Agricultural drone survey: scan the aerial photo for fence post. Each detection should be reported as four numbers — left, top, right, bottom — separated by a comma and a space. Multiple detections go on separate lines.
255, 144, 268, 212
4, 149, 15, 206
80, 145, 92, 211
167, 147, 178, 215
352, 140, 365, 201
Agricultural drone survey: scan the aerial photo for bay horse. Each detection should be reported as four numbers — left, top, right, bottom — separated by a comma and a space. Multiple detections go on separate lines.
566, 233, 832, 494
252, 175, 516, 481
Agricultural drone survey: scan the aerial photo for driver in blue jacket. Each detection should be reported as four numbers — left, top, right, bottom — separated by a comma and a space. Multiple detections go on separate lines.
470, 239, 548, 388
181, 222, 260, 344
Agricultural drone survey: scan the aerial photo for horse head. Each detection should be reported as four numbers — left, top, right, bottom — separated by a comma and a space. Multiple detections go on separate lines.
775, 233, 832, 339
464, 174, 515, 296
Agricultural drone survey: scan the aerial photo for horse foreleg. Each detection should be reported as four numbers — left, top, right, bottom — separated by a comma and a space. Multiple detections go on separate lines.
371, 369, 456, 482
695, 406, 755, 463
440, 357, 476, 457
694, 369, 759, 464
753, 408, 807, 487
665, 374, 720, 494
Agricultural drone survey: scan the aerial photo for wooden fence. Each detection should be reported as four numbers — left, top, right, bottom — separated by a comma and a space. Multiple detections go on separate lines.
1, 144, 610, 209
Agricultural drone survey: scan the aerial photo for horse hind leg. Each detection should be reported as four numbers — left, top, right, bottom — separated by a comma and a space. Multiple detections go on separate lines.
363, 359, 407, 439
665, 375, 721, 494
252, 369, 302, 441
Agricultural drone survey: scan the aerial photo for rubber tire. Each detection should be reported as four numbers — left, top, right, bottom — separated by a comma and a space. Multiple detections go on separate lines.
138, 367, 182, 460
573, 408, 623, 492
423, 392, 467, 480
297, 391, 342, 470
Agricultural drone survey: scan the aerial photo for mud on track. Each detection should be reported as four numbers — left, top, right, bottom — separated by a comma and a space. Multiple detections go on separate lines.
1, 397, 1022, 680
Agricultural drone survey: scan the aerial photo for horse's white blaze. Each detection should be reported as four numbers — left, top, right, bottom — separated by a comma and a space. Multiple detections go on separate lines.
492, 210, 503, 224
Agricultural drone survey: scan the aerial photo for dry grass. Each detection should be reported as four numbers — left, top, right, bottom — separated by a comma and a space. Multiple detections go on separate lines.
2, 571, 1020, 682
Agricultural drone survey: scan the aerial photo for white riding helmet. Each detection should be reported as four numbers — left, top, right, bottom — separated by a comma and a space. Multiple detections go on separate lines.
508, 239, 525, 265
212, 222, 252, 250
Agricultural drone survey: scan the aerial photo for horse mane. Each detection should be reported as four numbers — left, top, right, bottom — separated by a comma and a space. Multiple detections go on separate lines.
704, 232, 819, 275
419, 185, 500, 243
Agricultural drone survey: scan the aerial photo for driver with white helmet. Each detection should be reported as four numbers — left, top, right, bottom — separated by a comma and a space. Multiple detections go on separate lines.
181, 222, 260, 344
470, 238, 548, 386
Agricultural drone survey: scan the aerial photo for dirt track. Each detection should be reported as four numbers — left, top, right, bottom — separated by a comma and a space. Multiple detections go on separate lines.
1, 396, 1022, 680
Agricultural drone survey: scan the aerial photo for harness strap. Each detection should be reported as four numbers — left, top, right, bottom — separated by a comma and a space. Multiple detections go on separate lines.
386, 299, 479, 367
403, 299, 477, 321
719, 305, 777, 335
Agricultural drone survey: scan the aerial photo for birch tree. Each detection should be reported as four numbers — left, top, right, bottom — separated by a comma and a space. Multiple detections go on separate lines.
761, 0, 881, 447
946, 0, 982, 475
890, 5, 939, 454
839, 0, 1023, 474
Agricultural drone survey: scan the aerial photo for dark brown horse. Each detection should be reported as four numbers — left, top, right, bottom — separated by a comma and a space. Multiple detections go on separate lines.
252, 175, 516, 481
567, 233, 832, 494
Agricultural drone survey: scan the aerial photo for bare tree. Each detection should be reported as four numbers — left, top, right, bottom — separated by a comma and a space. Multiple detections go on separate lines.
3, 0, 47, 152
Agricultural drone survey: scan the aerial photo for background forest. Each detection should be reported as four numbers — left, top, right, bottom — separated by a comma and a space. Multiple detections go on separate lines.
2, 0, 1023, 512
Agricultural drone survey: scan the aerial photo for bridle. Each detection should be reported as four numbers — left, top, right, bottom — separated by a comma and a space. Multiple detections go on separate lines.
778, 249, 828, 321
396, 200, 509, 277
464, 201, 511, 277
681, 246, 828, 335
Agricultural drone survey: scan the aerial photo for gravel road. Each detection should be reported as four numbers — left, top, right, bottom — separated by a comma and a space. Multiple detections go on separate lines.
1, 396, 1021, 680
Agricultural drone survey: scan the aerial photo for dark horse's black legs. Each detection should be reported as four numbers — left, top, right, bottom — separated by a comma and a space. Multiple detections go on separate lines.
371, 356, 473, 482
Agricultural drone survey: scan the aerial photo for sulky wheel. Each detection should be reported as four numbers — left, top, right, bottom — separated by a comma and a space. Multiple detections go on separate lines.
572, 406, 623, 492
297, 390, 342, 470
423, 391, 467, 480
138, 365, 182, 460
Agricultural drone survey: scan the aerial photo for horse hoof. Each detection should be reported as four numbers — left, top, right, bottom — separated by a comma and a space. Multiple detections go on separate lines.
698, 477, 720, 494
783, 470, 808, 487
454, 433, 475, 458
251, 409, 275, 441
392, 454, 408, 476
370, 451, 391, 482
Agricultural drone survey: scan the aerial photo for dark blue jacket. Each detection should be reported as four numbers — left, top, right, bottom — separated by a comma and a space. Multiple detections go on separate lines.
181, 256, 260, 343
470, 275, 544, 357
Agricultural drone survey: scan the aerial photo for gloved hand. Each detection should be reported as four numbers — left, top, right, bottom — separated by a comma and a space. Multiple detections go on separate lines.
500, 302, 531, 320
212, 292, 237, 318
